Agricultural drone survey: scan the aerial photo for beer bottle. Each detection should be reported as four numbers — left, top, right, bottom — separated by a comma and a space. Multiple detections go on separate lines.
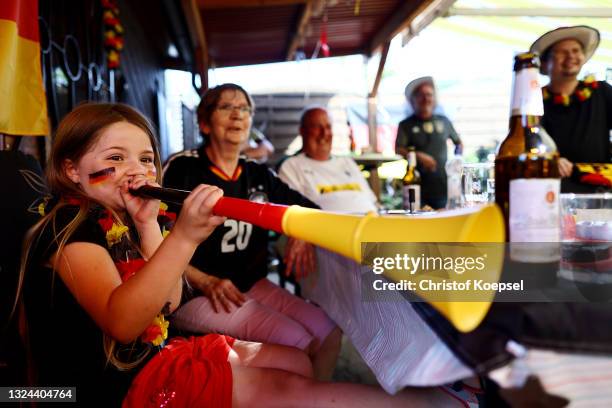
347, 120, 357, 153
495, 52, 560, 262
402, 146, 421, 212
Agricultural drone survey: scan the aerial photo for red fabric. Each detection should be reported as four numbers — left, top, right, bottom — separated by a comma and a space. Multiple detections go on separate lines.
580, 173, 612, 188
115, 258, 146, 281
123, 335, 235, 408
0, 0, 40, 42
158, 208, 177, 221
97, 212, 114, 231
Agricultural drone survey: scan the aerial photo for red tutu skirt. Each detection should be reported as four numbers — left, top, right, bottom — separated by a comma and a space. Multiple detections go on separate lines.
123, 335, 235, 408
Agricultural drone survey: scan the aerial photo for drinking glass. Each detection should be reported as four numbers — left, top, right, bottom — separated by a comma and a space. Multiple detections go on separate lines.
461, 163, 495, 206
559, 193, 612, 296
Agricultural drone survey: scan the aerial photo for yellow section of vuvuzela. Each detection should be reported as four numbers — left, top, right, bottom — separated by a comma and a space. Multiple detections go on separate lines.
282, 204, 505, 332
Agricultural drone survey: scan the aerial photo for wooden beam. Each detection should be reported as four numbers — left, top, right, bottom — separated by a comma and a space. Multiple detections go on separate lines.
368, 41, 390, 99
201, 0, 307, 9
367, 0, 434, 55
286, 1, 313, 61
366, 40, 390, 154
181, 0, 210, 90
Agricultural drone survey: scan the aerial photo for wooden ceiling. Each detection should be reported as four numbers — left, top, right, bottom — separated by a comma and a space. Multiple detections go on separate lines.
184, 0, 434, 69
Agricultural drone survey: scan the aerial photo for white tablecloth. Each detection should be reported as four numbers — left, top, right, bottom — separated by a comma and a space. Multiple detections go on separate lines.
304, 249, 612, 404
301, 248, 473, 394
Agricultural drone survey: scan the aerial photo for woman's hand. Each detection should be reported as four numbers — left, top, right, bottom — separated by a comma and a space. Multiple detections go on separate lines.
198, 274, 246, 313
121, 176, 161, 229
284, 238, 316, 280
173, 184, 226, 246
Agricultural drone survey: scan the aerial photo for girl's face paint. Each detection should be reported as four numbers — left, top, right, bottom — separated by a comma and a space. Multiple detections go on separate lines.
88, 167, 116, 185
69, 122, 156, 212
146, 169, 157, 181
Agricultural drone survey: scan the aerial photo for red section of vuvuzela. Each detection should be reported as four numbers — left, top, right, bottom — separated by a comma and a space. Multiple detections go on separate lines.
213, 197, 288, 234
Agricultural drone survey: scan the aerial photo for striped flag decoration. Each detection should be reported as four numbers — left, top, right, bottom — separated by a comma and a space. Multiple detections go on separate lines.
0, 0, 49, 136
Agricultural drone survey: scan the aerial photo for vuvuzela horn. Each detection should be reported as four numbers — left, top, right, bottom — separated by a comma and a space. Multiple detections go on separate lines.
132, 185, 505, 332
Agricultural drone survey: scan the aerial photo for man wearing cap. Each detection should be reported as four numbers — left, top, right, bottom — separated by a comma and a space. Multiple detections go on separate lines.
530, 25, 612, 192
278, 106, 378, 214
396, 77, 463, 209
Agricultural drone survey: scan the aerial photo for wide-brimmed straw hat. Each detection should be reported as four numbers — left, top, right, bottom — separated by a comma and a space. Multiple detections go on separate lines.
529, 25, 600, 74
404, 76, 435, 102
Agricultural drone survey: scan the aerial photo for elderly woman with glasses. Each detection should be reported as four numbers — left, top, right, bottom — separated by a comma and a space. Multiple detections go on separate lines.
163, 83, 342, 381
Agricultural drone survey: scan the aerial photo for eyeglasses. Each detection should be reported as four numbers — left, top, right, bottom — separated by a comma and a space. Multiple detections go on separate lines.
216, 104, 253, 115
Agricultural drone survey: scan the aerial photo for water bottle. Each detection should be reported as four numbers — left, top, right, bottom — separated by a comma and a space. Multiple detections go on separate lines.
446, 154, 463, 209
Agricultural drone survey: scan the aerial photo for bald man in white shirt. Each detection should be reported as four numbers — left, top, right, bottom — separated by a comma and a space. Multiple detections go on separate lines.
278, 107, 378, 214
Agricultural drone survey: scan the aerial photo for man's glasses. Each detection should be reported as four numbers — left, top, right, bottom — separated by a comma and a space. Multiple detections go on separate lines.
216, 104, 253, 115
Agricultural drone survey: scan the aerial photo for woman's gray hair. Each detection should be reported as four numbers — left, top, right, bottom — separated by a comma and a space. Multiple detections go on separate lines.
196, 84, 254, 141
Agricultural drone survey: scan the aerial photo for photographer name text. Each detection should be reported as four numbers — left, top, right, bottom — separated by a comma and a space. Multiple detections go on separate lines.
373, 279, 524, 293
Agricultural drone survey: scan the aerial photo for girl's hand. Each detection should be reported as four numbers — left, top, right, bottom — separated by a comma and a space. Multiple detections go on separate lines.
120, 176, 161, 229
173, 184, 226, 246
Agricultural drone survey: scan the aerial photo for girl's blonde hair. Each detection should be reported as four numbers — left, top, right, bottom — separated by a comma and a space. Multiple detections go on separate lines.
15, 103, 163, 372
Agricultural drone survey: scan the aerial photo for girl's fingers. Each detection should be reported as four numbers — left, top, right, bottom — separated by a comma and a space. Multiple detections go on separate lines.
209, 215, 227, 227
183, 184, 223, 215
200, 187, 224, 213
183, 184, 212, 211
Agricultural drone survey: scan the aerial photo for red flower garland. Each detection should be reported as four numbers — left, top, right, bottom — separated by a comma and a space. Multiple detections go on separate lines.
95, 204, 176, 346
115, 258, 147, 281
543, 76, 599, 107
36, 197, 177, 347
98, 211, 114, 231
102, 0, 124, 69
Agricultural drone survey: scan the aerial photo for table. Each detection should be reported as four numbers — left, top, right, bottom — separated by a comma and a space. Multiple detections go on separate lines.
351, 153, 403, 199
302, 247, 612, 404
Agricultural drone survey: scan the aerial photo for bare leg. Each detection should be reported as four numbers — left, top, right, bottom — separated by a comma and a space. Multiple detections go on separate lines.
229, 339, 313, 378
311, 327, 342, 381
231, 365, 462, 408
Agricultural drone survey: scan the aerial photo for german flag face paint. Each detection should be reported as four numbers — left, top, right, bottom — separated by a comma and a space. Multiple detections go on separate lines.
146, 169, 157, 181
88, 167, 116, 185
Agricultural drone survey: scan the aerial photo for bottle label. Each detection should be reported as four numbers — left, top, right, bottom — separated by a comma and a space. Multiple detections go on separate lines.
509, 178, 560, 262
510, 67, 543, 117
408, 151, 417, 167
402, 185, 420, 212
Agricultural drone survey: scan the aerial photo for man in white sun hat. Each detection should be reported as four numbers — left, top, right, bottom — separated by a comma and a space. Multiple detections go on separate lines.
530, 25, 612, 192
395, 76, 463, 209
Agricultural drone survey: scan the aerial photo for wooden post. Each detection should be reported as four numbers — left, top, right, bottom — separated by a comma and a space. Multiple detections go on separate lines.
366, 40, 390, 152
365, 41, 390, 199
